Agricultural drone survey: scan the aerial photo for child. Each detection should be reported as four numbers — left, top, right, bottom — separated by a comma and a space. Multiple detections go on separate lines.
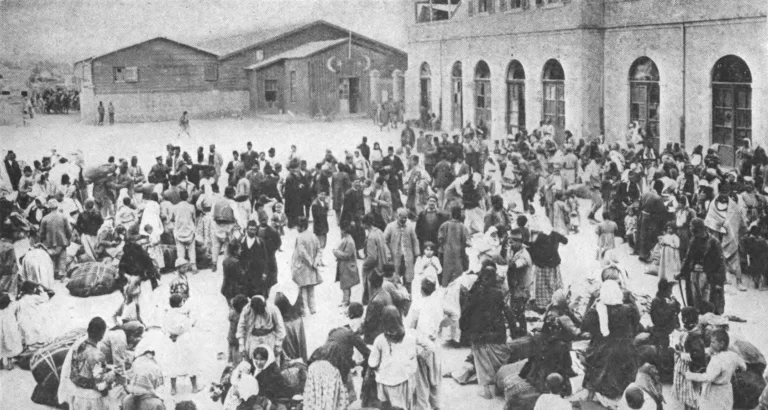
625, 205, 638, 254
271, 202, 287, 235
566, 192, 580, 233
141, 224, 165, 271
114, 279, 143, 325
533, 373, 571, 410
116, 197, 137, 229
0, 292, 22, 370
552, 191, 570, 236
163, 293, 200, 395
515, 214, 531, 246
169, 264, 191, 302
685, 329, 746, 409
658, 222, 681, 282
16, 281, 54, 348
228, 294, 249, 365
412, 241, 442, 305
596, 211, 618, 260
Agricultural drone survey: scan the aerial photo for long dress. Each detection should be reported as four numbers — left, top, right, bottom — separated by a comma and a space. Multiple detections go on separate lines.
0, 301, 22, 359
438, 219, 469, 287
161, 305, 197, 377
581, 304, 641, 400
552, 200, 569, 236
658, 233, 681, 282
686, 350, 746, 410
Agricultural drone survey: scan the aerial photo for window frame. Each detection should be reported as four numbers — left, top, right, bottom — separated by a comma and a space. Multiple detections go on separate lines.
113, 66, 126, 83
264, 79, 278, 103
204, 63, 218, 82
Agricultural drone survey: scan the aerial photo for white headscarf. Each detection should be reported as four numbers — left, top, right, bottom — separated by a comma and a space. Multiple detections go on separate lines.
597, 280, 624, 337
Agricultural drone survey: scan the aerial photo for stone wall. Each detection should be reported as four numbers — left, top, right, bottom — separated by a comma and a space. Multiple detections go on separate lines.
81, 90, 249, 124
0, 96, 24, 126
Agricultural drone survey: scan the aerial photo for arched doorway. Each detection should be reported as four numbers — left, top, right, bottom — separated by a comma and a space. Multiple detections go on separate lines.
629, 57, 660, 151
506, 60, 525, 135
712, 55, 752, 167
451, 62, 463, 130
420, 62, 432, 112
475, 60, 491, 134
542, 59, 565, 141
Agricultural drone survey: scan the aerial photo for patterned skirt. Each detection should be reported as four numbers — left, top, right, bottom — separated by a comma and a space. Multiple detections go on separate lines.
673, 353, 700, 408
534, 265, 563, 309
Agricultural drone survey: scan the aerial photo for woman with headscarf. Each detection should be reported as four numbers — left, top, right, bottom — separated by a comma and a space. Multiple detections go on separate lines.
581, 280, 641, 406
368, 305, 418, 409
236, 295, 286, 362
223, 344, 294, 410
528, 217, 568, 311
274, 291, 307, 363
498, 290, 579, 404
353, 149, 370, 181
460, 261, 510, 399
438, 205, 470, 287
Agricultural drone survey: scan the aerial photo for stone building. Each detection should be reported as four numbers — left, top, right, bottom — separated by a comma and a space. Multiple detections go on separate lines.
74, 21, 407, 124
406, 0, 767, 165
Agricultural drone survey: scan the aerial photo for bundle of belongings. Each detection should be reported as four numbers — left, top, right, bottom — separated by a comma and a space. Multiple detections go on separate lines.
29, 328, 86, 407
66, 262, 125, 297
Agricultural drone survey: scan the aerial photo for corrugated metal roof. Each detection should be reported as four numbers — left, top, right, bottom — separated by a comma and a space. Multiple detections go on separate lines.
197, 21, 310, 57
244, 38, 347, 70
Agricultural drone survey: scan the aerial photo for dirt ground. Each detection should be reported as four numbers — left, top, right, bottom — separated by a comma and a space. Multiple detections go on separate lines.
2, 114, 768, 410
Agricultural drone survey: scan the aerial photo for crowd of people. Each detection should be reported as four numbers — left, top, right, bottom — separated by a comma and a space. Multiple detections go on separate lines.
1, 115, 768, 410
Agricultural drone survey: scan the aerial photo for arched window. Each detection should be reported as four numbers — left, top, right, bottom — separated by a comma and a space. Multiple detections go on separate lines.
542, 59, 565, 137
451, 62, 463, 130
420, 62, 432, 111
506, 60, 525, 135
475, 60, 491, 132
629, 57, 660, 147
712, 55, 751, 166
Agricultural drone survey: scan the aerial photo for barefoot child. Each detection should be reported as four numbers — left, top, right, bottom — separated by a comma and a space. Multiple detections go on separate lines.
114, 280, 143, 325
163, 294, 200, 394
658, 222, 681, 282
566, 192, 580, 233
412, 241, 441, 305
270, 202, 287, 235
596, 211, 618, 260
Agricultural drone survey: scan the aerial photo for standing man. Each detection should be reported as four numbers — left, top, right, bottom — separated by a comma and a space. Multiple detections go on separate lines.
358, 137, 371, 162
432, 152, 454, 210
75, 199, 104, 262
211, 187, 244, 272
292, 217, 322, 315
381, 146, 405, 211
362, 214, 390, 305
678, 218, 726, 314
240, 220, 269, 297
147, 155, 169, 187
284, 162, 307, 228
415, 195, 449, 252
340, 179, 366, 252
39, 199, 72, 279
226, 151, 243, 188
97, 101, 105, 125
208, 144, 224, 183
384, 208, 420, 291
241, 142, 258, 172
4, 151, 21, 191
179, 111, 190, 138
401, 122, 416, 149
370, 176, 393, 230
257, 212, 281, 294
171, 190, 197, 270
107, 102, 115, 125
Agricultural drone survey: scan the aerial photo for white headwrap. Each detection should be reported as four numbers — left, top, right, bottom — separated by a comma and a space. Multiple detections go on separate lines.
597, 280, 624, 337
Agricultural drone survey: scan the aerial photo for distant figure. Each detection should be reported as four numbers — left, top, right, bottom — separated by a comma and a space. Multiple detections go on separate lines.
97, 101, 105, 125
179, 111, 190, 138
108, 102, 115, 125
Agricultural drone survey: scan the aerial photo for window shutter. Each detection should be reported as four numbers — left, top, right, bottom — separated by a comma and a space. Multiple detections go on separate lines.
499, 0, 507, 12
489, 0, 496, 13
125, 66, 139, 82
468, 0, 475, 16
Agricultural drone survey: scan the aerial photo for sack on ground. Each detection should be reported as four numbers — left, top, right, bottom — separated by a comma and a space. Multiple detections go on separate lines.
66, 262, 122, 297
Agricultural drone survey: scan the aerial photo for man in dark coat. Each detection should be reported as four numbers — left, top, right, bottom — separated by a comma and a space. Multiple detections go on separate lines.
241, 142, 258, 171
678, 218, 727, 314
256, 212, 281, 292
380, 147, 404, 211
361, 273, 393, 344
311, 190, 330, 250
4, 151, 21, 191
240, 221, 270, 297
415, 195, 448, 253
147, 155, 169, 186
358, 137, 371, 162
401, 123, 415, 148
39, 198, 72, 278
637, 189, 668, 262
283, 164, 306, 228
340, 179, 366, 251
246, 162, 265, 203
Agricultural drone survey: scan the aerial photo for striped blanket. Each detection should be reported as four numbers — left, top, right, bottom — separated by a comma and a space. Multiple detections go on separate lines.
66, 262, 122, 297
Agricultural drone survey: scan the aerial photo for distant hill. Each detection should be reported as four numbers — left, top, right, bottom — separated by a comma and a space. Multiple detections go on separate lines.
0, 58, 74, 91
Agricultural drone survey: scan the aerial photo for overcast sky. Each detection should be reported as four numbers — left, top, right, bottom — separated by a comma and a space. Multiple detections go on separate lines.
0, 0, 407, 63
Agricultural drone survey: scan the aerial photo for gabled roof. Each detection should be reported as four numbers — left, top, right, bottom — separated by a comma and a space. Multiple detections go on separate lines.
74, 37, 218, 65
245, 39, 347, 70
198, 20, 406, 60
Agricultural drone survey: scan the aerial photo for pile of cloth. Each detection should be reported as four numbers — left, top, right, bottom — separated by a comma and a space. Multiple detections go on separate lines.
29, 328, 86, 407
66, 261, 125, 297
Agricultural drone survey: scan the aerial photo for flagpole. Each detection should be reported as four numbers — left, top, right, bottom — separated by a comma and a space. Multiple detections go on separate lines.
348, 30, 352, 59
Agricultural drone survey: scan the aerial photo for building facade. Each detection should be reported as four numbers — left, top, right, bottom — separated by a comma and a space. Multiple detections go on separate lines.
74, 21, 407, 123
406, 0, 767, 165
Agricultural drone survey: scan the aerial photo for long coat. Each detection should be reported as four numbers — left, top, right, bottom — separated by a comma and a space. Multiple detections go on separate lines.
415, 210, 449, 249
257, 224, 282, 289
371, 186, 393, 230
438, 219, 469, 287
331, 171, 352, 215
334, 235, 360, 290
283, 171, 306, 228
383, 221, 420, 282
291, 230, 322, 287
240, 236, 269, 297
362, 227, 390, 304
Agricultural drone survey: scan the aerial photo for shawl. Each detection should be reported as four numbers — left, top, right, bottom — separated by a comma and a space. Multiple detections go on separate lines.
597, 280, 624, 337
303, 360, 348, 410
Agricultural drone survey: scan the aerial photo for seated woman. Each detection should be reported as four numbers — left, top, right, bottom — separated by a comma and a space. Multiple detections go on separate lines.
223, 344, 295, 410
581, 280, 641, 407
16, 280, 55, 348
274, 291, 307, 363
